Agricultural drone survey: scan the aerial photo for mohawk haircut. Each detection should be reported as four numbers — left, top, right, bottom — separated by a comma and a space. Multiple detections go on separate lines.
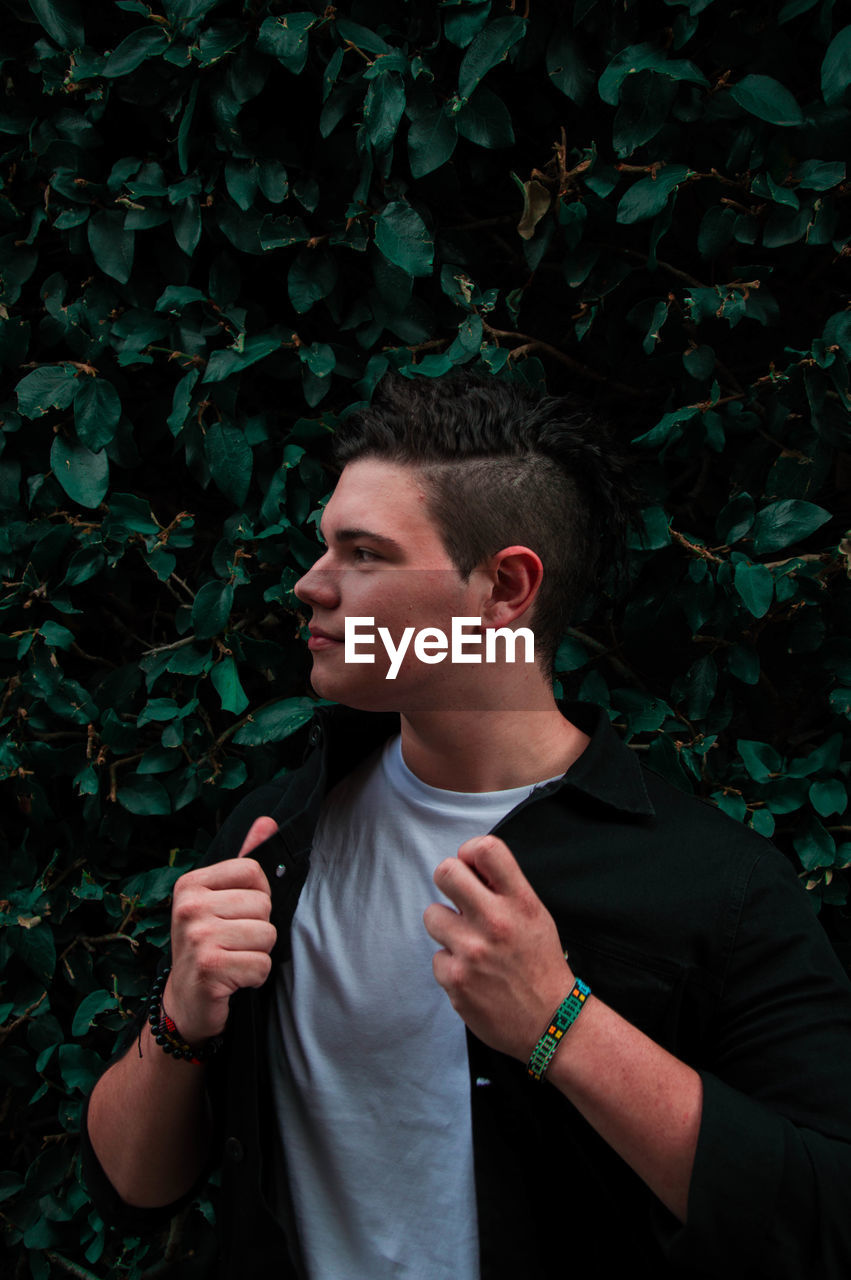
333, 373, 639, 672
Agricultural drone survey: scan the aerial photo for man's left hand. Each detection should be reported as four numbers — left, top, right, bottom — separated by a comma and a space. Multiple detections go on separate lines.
424, 834, 575, 1061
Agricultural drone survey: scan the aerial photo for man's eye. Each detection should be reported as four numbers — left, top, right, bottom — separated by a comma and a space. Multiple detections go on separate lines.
353, 547, 379, 563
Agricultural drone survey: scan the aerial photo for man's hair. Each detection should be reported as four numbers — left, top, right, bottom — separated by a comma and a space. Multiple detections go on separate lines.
333, 373, 639, 671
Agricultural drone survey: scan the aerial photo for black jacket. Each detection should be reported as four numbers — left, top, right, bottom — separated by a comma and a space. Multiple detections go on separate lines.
82, 703, 851, 1279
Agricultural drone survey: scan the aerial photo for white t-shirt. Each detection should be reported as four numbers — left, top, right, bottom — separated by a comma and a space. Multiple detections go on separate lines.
268, 736, 547, 1279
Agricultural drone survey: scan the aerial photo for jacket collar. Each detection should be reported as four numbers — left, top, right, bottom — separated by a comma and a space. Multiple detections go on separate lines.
311, 700, 654, 819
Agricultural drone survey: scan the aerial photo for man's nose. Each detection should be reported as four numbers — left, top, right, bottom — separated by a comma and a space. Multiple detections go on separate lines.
294, 555, 340, 608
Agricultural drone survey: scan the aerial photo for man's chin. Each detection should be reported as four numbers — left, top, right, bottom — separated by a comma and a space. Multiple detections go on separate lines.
307, 661, 396, 712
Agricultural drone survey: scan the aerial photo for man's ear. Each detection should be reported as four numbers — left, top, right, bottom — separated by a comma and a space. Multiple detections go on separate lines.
479, 545, 543, 628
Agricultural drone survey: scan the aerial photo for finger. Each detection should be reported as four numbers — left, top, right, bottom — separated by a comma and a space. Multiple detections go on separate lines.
456, 834, 530, 896
184, 918, 277, 956
180, 857, 271, 893
208, 888, 274, 922
433, 857, 494, 918
238, 816, 279, 858
423, 901, 464, 950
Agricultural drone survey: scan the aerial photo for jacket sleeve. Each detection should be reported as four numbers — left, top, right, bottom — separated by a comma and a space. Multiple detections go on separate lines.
661, 847, 851, 1278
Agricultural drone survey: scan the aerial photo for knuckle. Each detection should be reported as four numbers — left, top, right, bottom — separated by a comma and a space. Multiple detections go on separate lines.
172, 891, 201, 927
249, 954, 273, 986
195, 949, 223, 984
486, 915, 512, 946
433, 858, 453, 885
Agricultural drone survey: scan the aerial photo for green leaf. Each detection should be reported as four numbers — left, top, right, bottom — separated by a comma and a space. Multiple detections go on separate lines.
335, 18, 391, 56
16, 364, 78, 418
613, 71, 677, 158
599, 44, 706, 106
408, 104, 457, 178
28, 0, 83, 49
203, 332, 284, 383
749, 809, 776, 839
698, 205, 736, 258
633, 505, 670, 550
116, 775, 171, 816
829, 687, 851, 718
821, 25, 851, 106
225, 160, 259, 212
617, 165, 691, 224
683, 344, 716, 381
554, 637, 589, 672
288, 249, 338, 313
716, 492, 754, 543
58, 1044, 103, 1093
458, 16, 527, 102
809, 778, 847, 818
714, 791, 748, 823
546, 27, 594, 104
300, 342, 336, 378
8, 922, 55, 981
727, 644, 760, 685
88, 211, 134, 284
50, 436, 109, 509
641, 299, 669, 353
73, 378, 121, 450
444, 3, 490, 48
455, 86, 514, 148
122, 864, 184, 904
795, 159, 846, 191
364, 73, 406, 152
734, 561, 774, 618
39, 620, 74, 649
599, 43, 663, 105
729, 74, 804, 127
794, 818, 836, 870
71, 990, 116, 1037
258, 158, 289, 203
257, 12, 314, 74
155, 285, 207, 313
233, 696, 315, 745
172, 197, 202, 255
102, 27, 168, 77
750, 499, 831, 553
673, 654, 717, 719
738, 738, 783, 783
779, 0, 818, 18
204, 422, 252, 506
374, 201, 434, 277
211, 655, 249, 714
192, 580, 234, 639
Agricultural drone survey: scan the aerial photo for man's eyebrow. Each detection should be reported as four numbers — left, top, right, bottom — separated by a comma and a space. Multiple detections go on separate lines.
322, 526, 406, 555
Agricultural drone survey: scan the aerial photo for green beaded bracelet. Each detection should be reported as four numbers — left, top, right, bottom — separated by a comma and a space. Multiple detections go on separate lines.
527, 978, 591, 1081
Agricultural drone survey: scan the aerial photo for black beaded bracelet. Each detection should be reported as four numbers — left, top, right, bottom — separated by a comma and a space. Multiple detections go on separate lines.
144, 965, 222, 1066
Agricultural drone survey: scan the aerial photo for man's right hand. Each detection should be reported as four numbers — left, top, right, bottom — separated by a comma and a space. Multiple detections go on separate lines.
164, 816, 279, 1045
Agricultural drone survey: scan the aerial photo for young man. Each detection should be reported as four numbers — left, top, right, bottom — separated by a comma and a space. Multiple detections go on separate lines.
83, 375, 851, 1279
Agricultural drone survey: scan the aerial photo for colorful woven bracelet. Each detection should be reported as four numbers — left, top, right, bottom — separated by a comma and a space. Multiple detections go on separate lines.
527, 978, 591, 1082
145, 965, 222, 1066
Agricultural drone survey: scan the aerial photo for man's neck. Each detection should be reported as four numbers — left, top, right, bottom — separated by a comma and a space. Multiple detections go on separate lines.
398, 699, 590, 793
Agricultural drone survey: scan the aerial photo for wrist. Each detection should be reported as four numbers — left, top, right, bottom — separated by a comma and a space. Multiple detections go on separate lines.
527, 976, 591, 1082
147, 967, 223, 1066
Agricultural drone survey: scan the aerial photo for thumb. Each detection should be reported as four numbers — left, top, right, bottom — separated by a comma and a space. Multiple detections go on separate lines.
238, 815, 278, 858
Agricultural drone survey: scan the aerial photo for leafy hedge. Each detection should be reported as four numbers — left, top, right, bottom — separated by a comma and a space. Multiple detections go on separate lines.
1, 0, 850, 1275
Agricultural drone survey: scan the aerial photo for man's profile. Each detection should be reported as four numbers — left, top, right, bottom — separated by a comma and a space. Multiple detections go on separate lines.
82, 374, 851, 1279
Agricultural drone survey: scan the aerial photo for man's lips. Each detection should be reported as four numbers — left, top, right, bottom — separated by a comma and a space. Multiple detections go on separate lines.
307, 627, 343, 650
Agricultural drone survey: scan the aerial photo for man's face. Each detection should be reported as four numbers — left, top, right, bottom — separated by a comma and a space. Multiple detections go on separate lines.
293, 458, 490, 712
